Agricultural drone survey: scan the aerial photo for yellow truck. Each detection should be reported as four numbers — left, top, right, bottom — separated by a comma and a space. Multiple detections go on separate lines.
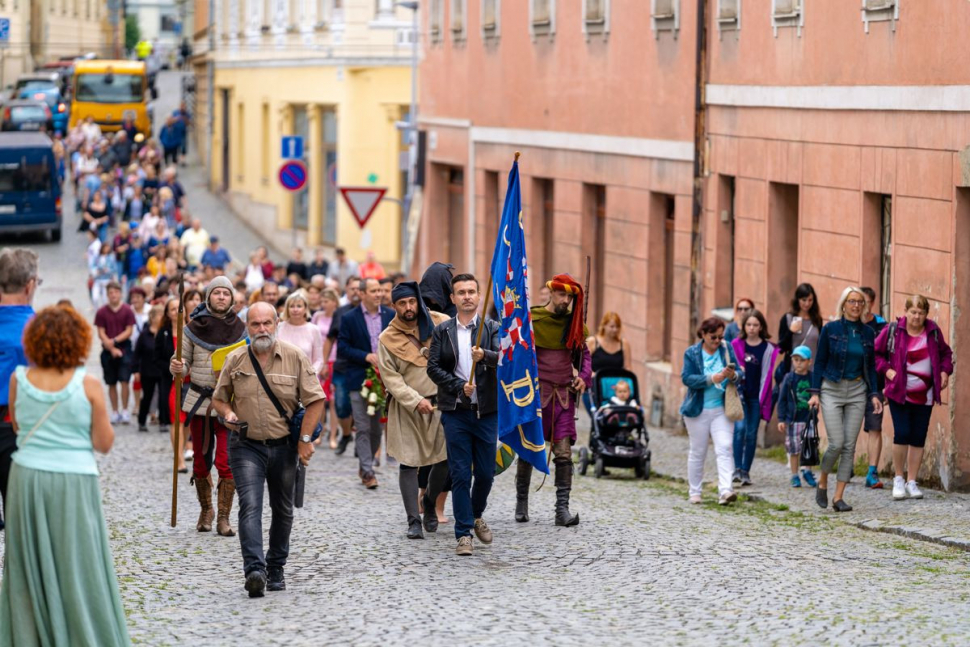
69, 60, 151, 135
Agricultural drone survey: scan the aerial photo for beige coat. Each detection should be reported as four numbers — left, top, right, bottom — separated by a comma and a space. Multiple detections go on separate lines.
378, 342, 447, 467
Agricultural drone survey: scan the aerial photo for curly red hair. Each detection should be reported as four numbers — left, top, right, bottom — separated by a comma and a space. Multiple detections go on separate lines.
24, 305, 92, 369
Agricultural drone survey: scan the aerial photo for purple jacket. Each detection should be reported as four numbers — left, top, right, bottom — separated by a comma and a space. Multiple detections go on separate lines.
732, 337, 779, 421
874, 317, 953, 405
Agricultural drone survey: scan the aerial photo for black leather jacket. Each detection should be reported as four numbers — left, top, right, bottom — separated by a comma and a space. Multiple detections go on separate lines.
427, 315, 500, 414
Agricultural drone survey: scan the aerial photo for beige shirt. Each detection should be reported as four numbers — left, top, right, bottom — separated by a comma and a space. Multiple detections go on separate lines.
213, 340, 325, 441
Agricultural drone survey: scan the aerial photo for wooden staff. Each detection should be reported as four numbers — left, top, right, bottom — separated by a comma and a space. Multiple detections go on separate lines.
170, 273, 185, 527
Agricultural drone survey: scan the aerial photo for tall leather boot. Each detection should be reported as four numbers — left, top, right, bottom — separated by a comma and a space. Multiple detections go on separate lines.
554, 460, 580, 527
193, 474, 214, 532
515, 460, 532, 522
216, 478, 236, 537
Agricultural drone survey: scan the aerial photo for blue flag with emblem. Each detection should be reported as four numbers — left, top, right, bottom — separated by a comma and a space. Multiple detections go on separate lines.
488, 159, 549, 474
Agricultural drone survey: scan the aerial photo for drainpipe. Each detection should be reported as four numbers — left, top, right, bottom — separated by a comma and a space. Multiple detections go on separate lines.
206, 0, 215, 191
688, 0, 710, 335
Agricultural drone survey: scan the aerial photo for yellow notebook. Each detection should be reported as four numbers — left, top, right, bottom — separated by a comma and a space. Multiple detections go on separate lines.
211, 340, 248, 372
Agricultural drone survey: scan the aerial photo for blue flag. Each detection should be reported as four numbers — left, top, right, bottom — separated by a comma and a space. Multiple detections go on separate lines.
489, 160, 549, 474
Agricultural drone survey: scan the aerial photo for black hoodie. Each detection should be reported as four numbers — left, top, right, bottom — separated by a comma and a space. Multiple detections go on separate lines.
419, 262, 457, 317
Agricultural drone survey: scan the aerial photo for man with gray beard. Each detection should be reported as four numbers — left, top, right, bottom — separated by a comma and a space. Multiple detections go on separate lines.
212, 302, 325, 598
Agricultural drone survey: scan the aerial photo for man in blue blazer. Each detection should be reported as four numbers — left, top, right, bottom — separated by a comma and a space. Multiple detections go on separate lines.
337, 277, 395, 488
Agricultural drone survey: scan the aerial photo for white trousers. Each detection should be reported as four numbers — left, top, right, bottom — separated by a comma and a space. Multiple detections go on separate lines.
684, 407, 736, 496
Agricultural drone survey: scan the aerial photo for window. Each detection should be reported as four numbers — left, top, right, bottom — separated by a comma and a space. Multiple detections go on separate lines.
375, 0, 393, 19
160, 14, 179, 32
481, 0, 499, 39
862, 0, 898, 33
529, 0, 555, 38
262, 0, 272, 29
651, 0, 679, 38
451, 0, 466, 41
717, 0, 740, 34
771, 0, 802, 36
236, 102, 245, 182
429, 0, 443, 42
582, 0, 609, 37
75, 74, 144, 103
261, 103, 270, 181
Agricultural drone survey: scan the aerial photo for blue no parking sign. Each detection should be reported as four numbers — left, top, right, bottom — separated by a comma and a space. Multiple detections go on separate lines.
0, 19, 10, 47
279, 161, 307, 192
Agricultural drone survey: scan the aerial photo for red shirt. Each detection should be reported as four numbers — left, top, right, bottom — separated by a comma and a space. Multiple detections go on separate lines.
94, 303, 136, 341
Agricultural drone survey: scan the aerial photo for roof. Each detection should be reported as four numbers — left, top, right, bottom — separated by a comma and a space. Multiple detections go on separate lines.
5, 99, 49, 107
74, 60, 146, 74
0, 132, 54, 148
16, 73, 59, 82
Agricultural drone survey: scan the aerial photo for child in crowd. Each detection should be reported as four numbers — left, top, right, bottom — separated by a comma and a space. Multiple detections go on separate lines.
610, 379, 639, 407
777, 345, 818, 488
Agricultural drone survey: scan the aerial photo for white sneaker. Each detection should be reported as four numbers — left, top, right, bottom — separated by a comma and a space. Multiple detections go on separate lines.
120, 410, 131, 424
110, 411, 122, 424
688, 494, 702, 505
892, 476, 906, 500
184, 449, 194, 460
905, 481, 924, 499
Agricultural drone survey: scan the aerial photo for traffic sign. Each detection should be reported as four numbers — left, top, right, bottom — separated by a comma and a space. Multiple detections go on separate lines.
279, 161, 308, 192
0, 19, 10, 48
281, 136, 303, 160
339, 186, 387, 229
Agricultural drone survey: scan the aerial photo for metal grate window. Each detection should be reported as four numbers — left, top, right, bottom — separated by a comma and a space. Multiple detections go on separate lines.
530, 0, 555, 38
583, 0, 609, 37
481, 0, 500, 38
717, 0, 740, 34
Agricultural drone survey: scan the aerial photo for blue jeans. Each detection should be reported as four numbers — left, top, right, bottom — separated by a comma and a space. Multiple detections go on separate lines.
440, 409, 497, 540
228, 434, 298, 576
733, 394, 761, 473
331, 371, 352, 419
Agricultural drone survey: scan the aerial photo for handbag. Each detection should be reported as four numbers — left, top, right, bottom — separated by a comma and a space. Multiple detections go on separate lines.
248, 347, 322, 445
720, 343, 744, 422
799, 410, 821, 467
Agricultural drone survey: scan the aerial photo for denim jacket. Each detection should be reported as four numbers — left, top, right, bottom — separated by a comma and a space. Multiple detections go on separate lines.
680, 341, 745, 418
810, 318, 878, 399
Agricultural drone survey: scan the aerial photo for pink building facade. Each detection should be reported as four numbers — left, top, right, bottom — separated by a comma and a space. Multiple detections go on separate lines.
415, 0, 970, 490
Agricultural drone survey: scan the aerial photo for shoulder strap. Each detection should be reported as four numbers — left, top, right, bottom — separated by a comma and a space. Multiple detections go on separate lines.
888, 321, 898, 355
403, 332, 425, 352
248, 347, 289, 422
20, 401, 61, 447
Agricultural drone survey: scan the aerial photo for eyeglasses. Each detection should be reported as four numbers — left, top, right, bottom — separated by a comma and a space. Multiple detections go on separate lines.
707, 334, 724, 340
31, 277, 43, 287
845, 299, 865, 306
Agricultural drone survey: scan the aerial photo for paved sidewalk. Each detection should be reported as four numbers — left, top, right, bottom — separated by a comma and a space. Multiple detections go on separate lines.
607, 422, 970, 551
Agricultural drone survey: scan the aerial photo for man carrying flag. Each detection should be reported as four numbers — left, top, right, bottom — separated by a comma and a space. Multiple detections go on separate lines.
517, 274, 592, 527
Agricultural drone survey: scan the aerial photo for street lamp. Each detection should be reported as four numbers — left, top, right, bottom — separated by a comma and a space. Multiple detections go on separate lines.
395, 1, 418, 272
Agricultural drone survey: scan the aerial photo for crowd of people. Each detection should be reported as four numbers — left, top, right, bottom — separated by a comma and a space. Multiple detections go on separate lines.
682, 284, 953, 511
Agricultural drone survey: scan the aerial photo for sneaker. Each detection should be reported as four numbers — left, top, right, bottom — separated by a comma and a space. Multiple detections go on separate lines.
137, 425, 149, 433
790, 474, 801, 488
473, 518, 493, 544
732, 469, 742, 484
688, 494, 702, 505
865, 468, 884, 489
718, 491, 737, 505
110, 411, 122, 424
740, 471, 752, 487
905, 481, 924, 499
159, 425, 170, 433
266, 566, 286, 592
184, 449, 194, 461
456, 535, 473, 556
120, 410, 131, 424
892, 476, 906, 500
801, 469, 818, 488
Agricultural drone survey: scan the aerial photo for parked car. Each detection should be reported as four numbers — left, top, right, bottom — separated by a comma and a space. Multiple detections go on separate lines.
1, 100, 53, 133
17, 86, 69, 134
0, 132, 62, 242
9, 73, 61, 102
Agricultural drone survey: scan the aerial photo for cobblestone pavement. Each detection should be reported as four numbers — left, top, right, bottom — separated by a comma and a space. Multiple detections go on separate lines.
3, 75, 970, 644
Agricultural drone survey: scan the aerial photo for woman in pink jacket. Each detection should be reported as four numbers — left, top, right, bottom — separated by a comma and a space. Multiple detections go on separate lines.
874, 294, 953, 500
731, 309, 779, 487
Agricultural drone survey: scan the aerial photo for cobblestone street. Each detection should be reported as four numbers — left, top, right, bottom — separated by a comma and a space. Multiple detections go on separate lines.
2, 73, 970, 644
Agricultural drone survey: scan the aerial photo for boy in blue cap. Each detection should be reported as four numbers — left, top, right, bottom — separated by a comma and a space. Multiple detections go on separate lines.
777, 345, 818, 488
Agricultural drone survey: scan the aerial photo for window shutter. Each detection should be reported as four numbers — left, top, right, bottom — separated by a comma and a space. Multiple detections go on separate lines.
451, 0, 463, 32
586, 0, 604, 21
774, 0, 797, 16
864, 0, 894, 9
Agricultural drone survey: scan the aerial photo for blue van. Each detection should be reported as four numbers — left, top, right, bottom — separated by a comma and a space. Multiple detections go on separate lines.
0, 133, 62, 242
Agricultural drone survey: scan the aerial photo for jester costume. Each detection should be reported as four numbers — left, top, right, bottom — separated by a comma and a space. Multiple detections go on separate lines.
516, 274, 592, 527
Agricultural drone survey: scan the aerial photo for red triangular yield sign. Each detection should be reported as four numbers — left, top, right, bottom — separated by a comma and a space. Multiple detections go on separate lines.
339, 187, 387, 229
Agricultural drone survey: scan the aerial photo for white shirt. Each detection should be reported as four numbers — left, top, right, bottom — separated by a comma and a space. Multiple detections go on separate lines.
455, 315, 478, 404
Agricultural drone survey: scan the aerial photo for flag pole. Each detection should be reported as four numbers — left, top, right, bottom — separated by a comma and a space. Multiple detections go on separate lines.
170, 273, 185, 527
469, 151, 519, 383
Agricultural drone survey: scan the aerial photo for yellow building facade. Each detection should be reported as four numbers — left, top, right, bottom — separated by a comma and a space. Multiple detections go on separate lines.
204, 0, 413, 263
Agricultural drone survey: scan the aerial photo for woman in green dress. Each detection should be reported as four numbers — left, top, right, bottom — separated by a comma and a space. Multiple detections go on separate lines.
0, 305, 130, 646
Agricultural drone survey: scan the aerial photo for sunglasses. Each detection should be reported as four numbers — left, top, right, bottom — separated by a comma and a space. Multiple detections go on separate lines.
707, 334, 724, 340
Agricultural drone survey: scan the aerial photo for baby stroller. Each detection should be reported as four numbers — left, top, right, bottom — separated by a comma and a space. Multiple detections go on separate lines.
577, 368, 651, 479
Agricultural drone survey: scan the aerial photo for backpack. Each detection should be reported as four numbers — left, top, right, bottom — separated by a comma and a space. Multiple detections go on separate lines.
887, 320, 939, 355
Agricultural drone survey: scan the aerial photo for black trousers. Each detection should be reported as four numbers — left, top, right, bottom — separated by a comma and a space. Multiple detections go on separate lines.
0, 422, 17, 522
158, 373, 173, 425
418, 460, 452, 492
138, 375, 164, 426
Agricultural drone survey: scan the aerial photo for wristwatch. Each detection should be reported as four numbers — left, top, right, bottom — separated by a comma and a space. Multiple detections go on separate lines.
300, 434, 312, 444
